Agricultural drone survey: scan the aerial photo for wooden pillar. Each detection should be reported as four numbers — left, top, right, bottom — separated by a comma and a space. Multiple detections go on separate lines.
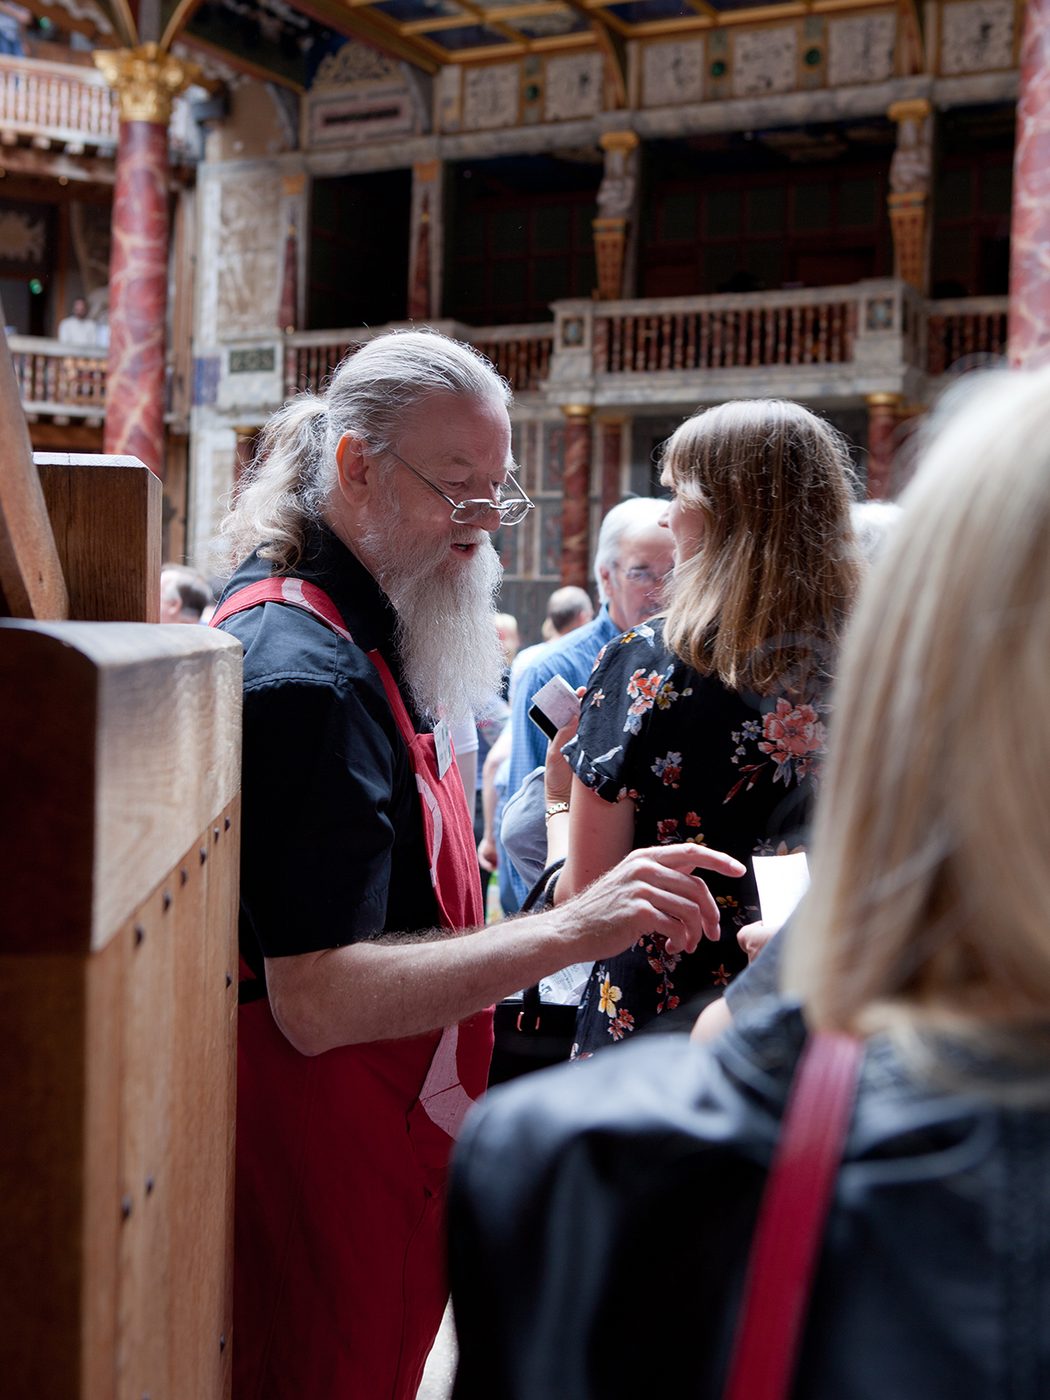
1009, 0, 1050, 367
409, 160, 442, 321
593, 132, 639, 301
598, 416, 625, 519
94, 43, 198, 479
865, 392, 902, 499
887, 99, 933, 294
561, 404, 593, 588
278, 173, 305, 334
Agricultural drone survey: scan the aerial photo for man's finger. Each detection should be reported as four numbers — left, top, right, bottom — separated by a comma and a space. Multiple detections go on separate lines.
641, 843, 746, 879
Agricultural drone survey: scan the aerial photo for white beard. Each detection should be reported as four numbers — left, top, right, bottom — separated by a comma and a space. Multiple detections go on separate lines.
360, 519, 505, 722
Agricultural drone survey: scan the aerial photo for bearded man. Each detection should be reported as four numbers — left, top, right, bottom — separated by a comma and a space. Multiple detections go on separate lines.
212, 331, 742, 1400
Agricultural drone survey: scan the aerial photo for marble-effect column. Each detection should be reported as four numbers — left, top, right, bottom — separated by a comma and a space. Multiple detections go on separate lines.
598, 417, 624, 520
560, 405, 593, 589
95, 44, 198, 478
1009, 0, 1050, 367
865, 393, 902, 499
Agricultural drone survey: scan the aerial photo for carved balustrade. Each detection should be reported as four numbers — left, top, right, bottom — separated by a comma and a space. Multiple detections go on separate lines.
0, 53, 197, 158
546, 280, 931, 408
9, 336, 108, 417
926, 297, 1009, 376
0, 54, 117, 149
283, 321, 554, 397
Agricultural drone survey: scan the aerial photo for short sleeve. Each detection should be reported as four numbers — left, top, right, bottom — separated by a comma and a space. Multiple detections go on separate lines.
238, 674, 400, 958
564, 624, 669, 804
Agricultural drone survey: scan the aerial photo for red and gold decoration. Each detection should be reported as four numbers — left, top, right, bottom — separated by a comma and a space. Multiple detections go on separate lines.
887, 99, 932, 294
593, 132, 638, 302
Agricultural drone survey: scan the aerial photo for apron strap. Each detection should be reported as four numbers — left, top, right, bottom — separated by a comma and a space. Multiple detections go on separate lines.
211, 576, 421, 752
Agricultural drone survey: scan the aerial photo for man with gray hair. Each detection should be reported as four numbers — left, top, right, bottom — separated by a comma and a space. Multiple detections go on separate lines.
502, 495, 674, 904
211, 330, 742, 1400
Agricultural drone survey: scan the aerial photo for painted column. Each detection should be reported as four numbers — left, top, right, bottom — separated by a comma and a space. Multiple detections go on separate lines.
865, 392, 902, 499
95, 43, 198, 478
278, 172, 305, 334
887, 99, 933, 293
1009, 0, 1050, 367
598, 416, 625, 519
409, 160, 443, 321
561, 404, 593, 588
593, 132, 639, 301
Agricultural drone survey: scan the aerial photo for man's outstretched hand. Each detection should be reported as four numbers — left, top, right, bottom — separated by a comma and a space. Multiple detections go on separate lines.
558, 843, 745, 961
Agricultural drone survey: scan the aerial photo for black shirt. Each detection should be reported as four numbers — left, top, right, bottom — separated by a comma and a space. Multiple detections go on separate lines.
216, 523, 440, 980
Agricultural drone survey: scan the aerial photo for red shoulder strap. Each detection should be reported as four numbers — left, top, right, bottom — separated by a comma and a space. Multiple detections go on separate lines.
209, 574, 417, 746
209, 577, 354, 642
722, 1030, 863, 1400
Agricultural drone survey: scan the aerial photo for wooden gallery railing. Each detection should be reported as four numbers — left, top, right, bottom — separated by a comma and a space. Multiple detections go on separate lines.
593, 292, 857, 375
926, 298, 1009, 375
0, 421, 241, 1396
0, 53, 118, 148
8, 336, 107, 416
284, 322, 554, 396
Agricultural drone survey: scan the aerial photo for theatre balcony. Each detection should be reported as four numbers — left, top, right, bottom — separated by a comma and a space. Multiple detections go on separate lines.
187, 279, 1006, 415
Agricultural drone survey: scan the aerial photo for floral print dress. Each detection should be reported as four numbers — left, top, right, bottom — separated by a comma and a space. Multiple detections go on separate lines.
563, 618, 826, 1055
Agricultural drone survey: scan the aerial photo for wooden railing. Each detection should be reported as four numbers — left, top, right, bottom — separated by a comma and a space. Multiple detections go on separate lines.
0, 53, 117, 148
284, 321, 554, 396
0, 53, 197, 159
9, 336, 107, 415
926, 298, 1009, 375
593, 289, 858, 375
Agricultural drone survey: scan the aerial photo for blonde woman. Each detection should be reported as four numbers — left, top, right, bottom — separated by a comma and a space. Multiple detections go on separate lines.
548, 400, 859, 1053
450, 368, 1050, 1398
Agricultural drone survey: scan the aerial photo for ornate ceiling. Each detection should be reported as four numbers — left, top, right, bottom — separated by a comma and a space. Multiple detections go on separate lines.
32, 0, 925, 89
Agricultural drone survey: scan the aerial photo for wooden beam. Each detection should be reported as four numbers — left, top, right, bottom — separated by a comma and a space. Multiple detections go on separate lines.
36, 454, 162, 623
0, 326, 68, 620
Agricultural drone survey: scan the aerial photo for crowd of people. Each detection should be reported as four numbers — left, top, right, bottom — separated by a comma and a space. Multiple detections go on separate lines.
199, 325, 1050, 1399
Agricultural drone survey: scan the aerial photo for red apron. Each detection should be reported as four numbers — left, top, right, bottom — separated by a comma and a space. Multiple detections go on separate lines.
212, 577, 491, 1400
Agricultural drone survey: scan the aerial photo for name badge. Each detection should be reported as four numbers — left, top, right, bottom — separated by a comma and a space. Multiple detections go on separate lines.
434, 718, 453, 780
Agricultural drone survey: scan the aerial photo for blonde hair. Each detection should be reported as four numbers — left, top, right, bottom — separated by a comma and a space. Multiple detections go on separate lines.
786, 369, 1050, 1054
662, 399, 859, 694
221, 330, 510, 572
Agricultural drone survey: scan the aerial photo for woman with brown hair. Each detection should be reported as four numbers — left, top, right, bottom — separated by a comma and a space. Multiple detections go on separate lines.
451, 368, 1050, 1399
548, 399, 859, 1054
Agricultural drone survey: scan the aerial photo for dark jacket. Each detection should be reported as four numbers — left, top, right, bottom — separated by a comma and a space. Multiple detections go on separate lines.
450, 1001, 1050, 1400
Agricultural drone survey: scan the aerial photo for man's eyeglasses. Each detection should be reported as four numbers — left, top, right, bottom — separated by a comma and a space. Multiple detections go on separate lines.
615, 563, 668, 585
387, 450, 534, 528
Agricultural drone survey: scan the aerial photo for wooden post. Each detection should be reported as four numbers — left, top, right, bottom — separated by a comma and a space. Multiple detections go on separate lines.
0, 326, 69, 619
37, 453, 162, 622
0, 621, 242, 1400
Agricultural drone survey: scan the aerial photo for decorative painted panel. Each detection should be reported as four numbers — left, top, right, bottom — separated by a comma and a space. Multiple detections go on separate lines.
641, 37, 705, 106
826, 11, 897, 86
940, 0, 1015, 73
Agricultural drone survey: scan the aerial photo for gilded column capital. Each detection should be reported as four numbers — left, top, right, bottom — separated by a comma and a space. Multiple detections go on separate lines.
887, 98, 932, 125
599, 130, 639, 155
94, 43, 200, 125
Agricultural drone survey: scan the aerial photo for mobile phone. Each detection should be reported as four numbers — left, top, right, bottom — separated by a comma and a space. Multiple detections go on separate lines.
528, 674, 581, 741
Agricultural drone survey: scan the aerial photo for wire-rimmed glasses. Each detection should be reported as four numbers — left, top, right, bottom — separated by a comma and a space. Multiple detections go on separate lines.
387, 449, 534, 527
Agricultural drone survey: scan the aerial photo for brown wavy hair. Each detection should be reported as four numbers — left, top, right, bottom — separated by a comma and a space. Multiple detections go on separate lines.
662, 399, 860, 695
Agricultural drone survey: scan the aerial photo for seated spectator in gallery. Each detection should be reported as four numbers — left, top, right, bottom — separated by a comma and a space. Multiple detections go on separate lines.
56, 296, 100, 347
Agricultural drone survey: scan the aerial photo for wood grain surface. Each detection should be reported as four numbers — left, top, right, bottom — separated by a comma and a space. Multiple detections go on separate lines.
37, 455, 162, 623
